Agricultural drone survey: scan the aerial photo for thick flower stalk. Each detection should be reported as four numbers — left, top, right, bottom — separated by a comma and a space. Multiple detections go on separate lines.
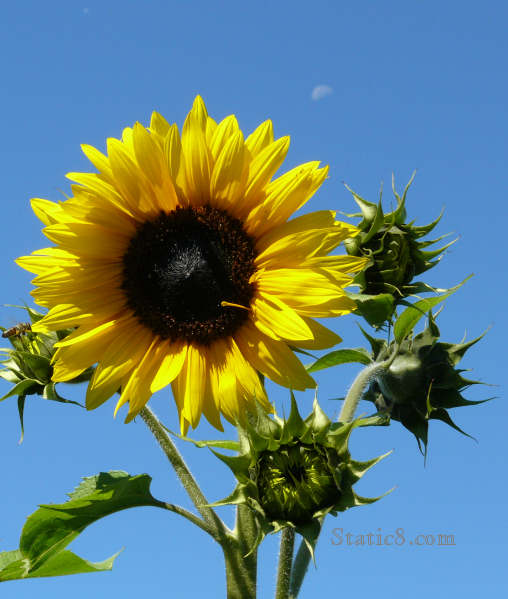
344, 175, 454, 325
362, 313, 486, 451
16, 96, 366, 433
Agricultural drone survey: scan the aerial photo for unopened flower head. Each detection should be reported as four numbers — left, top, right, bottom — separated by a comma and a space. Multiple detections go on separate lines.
362, 313, 487, 452
344, 175, 455, 326
212, 397, 389, 553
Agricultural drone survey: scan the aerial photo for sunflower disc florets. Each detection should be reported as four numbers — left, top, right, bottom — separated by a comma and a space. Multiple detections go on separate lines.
362, 313, 487, 453
344, 174, 455, 326
212, 396, 389, 554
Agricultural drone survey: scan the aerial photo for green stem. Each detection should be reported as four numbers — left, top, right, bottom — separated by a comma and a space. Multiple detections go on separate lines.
338, 360, 392, 423
288, 533, 316, 599
159, 502, 214, 536
275, 528, 295, 599
139, 405, 228, 542
223, 504, 258, 599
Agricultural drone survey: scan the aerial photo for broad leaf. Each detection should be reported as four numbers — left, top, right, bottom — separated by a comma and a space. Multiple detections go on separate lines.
0, 471, 164, 581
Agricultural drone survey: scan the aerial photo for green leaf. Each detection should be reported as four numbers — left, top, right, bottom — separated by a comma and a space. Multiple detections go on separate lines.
0, 378, 40, 402
393, 277, 471, 343
17, 395, 26, 444
164, 427, 240, 451
0, 548, 120, 581
306, 348, 371, 373
42, 382, 83, 407
15, 351, 51, 382
0, 471, 164, 581
347, 291, 395, 327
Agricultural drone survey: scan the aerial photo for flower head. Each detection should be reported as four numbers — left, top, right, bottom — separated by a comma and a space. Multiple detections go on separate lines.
17, 97, 365, 432
212, 397, 389, 553
344, 175, 454, 326
0, 307, 85, 439
362, 313, 487, 453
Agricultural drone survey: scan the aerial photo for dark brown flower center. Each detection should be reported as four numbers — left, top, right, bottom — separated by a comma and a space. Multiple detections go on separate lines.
122, 205, 257, 345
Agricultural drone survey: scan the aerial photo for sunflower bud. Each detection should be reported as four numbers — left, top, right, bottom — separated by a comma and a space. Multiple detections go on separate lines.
344, 174, 454, 326
362, 314, 487, 453
212, 397, 389, 553
0, 307, 87, 439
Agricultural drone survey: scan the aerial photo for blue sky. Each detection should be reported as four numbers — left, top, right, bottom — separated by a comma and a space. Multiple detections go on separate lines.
0, 1, 506, 597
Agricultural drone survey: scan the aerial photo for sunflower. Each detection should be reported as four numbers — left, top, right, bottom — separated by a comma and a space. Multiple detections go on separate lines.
17, 96, 365, 433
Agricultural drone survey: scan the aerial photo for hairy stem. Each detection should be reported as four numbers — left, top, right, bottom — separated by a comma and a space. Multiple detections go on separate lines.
139, 405, 227, 542
338, 360, 392, 423
288, 534, 315, 599
275, 528, 295, 599
159, 502, 214, 536
223, 504, 258, 599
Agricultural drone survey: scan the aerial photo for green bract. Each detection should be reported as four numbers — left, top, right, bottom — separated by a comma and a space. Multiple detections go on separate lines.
344, 174, 454, 326
362, 313, 487, 453
212, 397, 389, 555
0, 306, 88, 440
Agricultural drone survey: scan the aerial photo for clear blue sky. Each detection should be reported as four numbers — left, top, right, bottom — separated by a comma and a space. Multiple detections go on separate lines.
1, 1, 506, 597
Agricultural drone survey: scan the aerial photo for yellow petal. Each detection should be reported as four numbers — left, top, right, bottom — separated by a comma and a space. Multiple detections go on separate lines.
255, 227, 347, 269
51, 320, 121, 381
163, 124, 187, 202
255, 210, 336, 253
42, 222, 129, 259
181, 119, 212, 205
258, 164, 328, 237
255, 268, 350, 306
132, 122, 164, 187
81, 144, 114, 182
31, 198, 64, 226
205, 116, 218, 147
292, 317, 342, 350
150, 340, 187, 392
115, 338, 159, 421
209, 115, 240, 160
107, 138, 156, 216
251, 292, 314, 341
235, 322, 315, 391
245, 120, 274, 157
86, 321, 153, 409
171, 344, 206, 429
150, 111, 171, 139
16, 251, 75, 275
183, 96, 209, 133
243, 137, 290, 207
210, 130, 246, 208
207, 339, 241, 424
66, 172, 135, 218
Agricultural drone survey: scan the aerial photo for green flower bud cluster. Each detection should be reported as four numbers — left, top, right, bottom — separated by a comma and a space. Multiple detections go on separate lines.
344, 174, 455, 326
362, 313, 486, 453
0, 307, 88, 439
212, 397, 389, 554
